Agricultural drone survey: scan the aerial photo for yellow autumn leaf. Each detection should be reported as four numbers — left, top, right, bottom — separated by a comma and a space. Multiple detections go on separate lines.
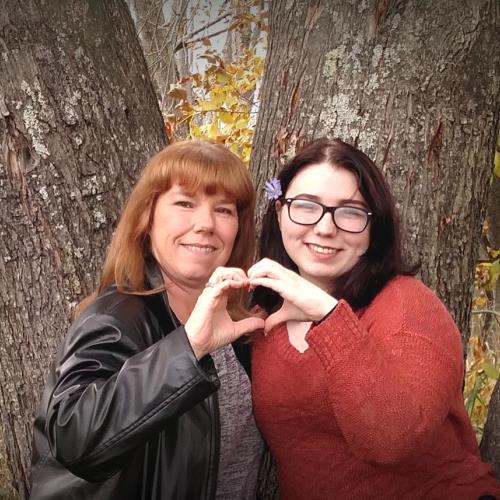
472, 294, 488, 308
215, 71, 230, 84
235, 117, 249, 129
219, 112, 237, 125
207, 120, 219, 140
198, 100, 216, 112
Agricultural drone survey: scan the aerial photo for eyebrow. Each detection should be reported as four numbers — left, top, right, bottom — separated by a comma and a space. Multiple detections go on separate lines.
173, 190, 236, 205
290, 193, 368, 208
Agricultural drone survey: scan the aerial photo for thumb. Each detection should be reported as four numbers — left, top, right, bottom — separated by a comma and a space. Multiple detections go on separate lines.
234, 317, 265, 339
264, 306, 291, 333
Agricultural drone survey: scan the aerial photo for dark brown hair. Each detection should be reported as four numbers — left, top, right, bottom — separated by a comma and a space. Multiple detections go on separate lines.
254, 138, 418, 312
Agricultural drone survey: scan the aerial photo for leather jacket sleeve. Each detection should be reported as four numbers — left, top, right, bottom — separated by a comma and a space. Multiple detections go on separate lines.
44, 291, 220, 482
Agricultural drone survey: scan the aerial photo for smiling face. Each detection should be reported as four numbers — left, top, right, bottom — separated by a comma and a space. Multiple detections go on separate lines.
277, 162, 370, 292
150, 183, 239, 288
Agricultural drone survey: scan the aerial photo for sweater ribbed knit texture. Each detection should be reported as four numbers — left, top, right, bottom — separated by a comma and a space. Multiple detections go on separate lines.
252, 276, 500, 500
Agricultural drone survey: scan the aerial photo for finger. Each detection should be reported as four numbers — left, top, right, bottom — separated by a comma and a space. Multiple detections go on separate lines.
204, 279, 249, 301
248, 276, 286, 296
264, 307, 292, 332
208, 266, 248, 284
233, 317, 265, 338
248, 265, 290, 283
248, 258, 287, 275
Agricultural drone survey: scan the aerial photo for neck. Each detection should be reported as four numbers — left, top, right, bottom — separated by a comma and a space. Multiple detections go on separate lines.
164, 278, 203, 324
299, 272, 334, 295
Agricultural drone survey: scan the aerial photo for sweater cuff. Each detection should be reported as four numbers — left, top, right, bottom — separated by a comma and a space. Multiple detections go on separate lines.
306, 299, 367, 370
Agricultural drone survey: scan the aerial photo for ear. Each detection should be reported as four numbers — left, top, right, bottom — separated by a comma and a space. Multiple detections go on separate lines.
275, 200, 283, 226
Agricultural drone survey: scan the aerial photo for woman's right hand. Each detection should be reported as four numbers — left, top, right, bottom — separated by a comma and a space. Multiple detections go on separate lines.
184, 267, 265, 359
248, 258, 338, 332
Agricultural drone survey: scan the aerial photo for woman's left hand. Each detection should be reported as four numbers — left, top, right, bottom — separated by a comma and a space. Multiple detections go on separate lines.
185, 267, 265, 359
248, 258, 338, 332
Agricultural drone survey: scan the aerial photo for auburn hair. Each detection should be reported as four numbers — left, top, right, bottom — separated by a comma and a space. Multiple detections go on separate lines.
79, 140, 256, 318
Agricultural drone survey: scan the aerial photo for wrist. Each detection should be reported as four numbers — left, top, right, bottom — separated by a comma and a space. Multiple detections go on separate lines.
314, 297, 338, 323
184, 325, 208, 360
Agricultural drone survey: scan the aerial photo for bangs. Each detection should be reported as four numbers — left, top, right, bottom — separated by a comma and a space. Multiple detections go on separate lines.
150, 141, 253, 208
175, 161, 251, 206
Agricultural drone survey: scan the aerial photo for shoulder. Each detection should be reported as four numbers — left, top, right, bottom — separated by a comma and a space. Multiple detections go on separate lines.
67, 287, 168, 351
367, 275, 462, 347
371, 275, 447, 309
83, 286, 153, 322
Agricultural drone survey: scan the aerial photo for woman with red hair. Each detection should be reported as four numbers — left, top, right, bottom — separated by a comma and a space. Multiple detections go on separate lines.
31, 140, 264, 499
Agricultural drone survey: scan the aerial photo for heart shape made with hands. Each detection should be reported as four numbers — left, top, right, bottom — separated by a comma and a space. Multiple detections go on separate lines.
203, 260, 336, 335
246, 259, 338, 332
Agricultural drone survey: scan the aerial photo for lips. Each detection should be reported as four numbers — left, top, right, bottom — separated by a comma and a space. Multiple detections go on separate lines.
180, 243, 217, 254
306, 243, 339, 255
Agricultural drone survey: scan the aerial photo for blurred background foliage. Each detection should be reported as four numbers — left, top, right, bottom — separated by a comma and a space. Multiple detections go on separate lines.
465, 131, 500, 440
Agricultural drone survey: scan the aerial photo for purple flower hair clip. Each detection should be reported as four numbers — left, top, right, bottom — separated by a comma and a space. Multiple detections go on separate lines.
264, 178, 282, 201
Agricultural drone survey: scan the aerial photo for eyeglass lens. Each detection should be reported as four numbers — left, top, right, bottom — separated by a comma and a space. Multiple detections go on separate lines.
288, 199, 368, 233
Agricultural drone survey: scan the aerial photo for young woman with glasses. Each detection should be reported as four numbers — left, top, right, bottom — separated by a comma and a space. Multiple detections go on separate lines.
248, 138, 499, 499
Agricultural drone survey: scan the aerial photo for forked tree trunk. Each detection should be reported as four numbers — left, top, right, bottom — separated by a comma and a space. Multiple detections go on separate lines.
249, 1, 499, 494
0, 0, 166, 496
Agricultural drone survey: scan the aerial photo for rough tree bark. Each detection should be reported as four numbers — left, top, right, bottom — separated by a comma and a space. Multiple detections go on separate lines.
127, 0, 189, 115
249, 1, 499, 494
0, 0, 166, 496
250, 0, 499, 344
482, 379, 500, 478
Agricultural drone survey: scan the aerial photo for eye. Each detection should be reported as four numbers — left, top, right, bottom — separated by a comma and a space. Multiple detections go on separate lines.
174, 200, 194, 208
215, 206, 236, 216
338, 207, 366, 218
293, 200, 320, 212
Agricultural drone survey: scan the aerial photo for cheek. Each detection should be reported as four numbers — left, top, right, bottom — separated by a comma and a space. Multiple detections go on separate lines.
351, 233, 370, 256
224, 220, 239, 247
279, 215, 299, 241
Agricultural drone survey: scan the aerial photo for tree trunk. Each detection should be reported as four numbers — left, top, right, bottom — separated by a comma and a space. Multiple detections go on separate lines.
249, 1, 499, 491
250, 0, 499, 343
481, 378, 500, 478
0, 0, 166, 496
127, 0, 189, 115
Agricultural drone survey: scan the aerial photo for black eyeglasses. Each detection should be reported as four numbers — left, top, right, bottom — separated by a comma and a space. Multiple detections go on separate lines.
284, 197, 372, 233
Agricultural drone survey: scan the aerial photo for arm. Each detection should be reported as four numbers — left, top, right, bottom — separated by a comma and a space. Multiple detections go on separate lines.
46, 295, 219, 482
306, 278, 464, 466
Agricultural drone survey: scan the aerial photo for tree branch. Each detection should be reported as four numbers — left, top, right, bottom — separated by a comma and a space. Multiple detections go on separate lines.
175, 26, 232, 53
174, 12, 232, 52
472, 309, 500, 318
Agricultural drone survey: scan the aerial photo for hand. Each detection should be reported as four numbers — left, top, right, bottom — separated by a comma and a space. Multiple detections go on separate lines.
184, 267, 264, 359
247, 258, 337, 332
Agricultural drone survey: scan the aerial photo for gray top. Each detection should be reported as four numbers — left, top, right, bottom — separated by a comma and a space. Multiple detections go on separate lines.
211, 344, 264, 500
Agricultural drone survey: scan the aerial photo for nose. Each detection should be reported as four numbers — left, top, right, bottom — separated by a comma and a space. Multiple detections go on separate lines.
193, 205, 215, 233
313, 211, 338, 236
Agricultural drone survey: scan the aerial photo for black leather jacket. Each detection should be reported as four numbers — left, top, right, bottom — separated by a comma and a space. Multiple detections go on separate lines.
30, 262, 252, 499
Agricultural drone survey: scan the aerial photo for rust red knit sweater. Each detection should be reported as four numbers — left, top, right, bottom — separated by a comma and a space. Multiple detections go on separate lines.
252, 276, 500, 500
